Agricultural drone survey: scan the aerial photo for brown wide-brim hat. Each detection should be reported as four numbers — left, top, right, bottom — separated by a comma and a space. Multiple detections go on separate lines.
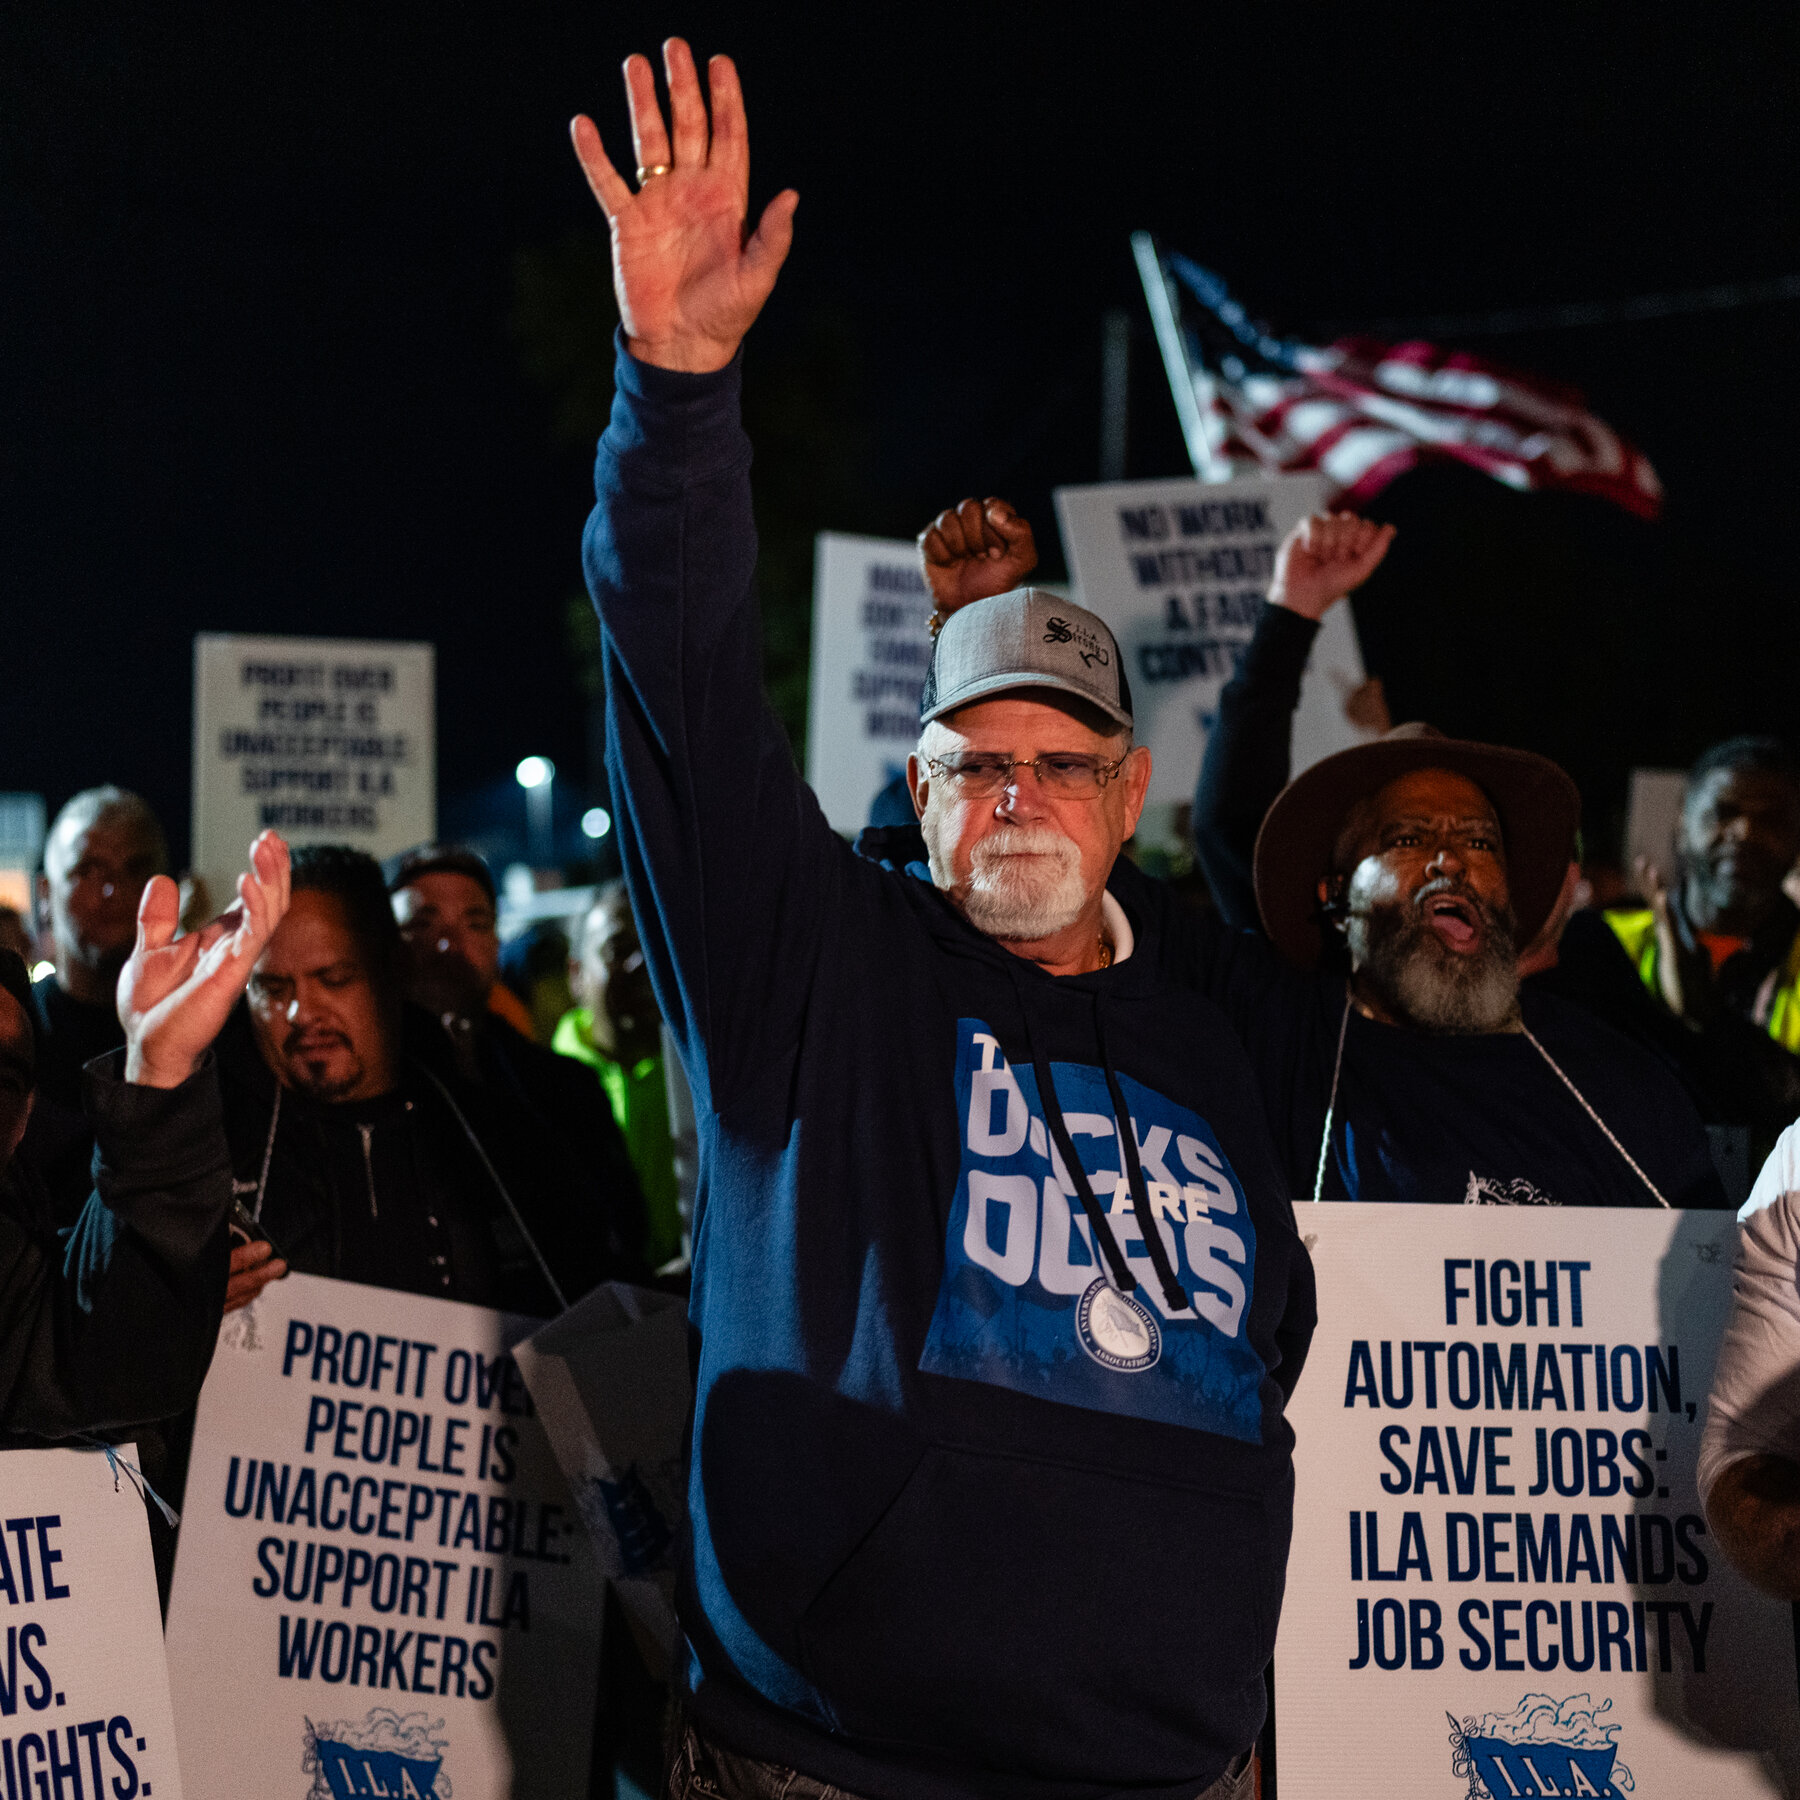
1252, 723, 1581, 970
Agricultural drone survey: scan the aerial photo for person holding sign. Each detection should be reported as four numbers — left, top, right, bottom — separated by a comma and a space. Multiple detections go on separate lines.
572, 40, 1313, 1800
0, 830, 290, 1438
922, 502, 1723, 1210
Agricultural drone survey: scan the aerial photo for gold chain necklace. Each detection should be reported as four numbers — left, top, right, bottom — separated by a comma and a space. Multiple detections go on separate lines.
1096, 929, 1113, 970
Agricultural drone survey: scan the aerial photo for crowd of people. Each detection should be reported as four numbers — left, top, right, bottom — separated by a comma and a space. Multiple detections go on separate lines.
3, 35, 1798, 1800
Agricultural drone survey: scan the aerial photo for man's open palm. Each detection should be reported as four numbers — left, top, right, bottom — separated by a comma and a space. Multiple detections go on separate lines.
919, 498, 1039, 616
570, 41, 797, 373
119, 831, 291, 1089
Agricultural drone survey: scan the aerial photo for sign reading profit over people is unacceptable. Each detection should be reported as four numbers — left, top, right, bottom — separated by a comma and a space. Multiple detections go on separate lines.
165, 1274, 603, 1800
0, 1444, 186, 1799
190, 633, 434, 907
1055, 474, 1375, 807
1275, 1203, 1798, 1798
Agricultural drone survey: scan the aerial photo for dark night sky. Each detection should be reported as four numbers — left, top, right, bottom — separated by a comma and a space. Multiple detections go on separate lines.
7, 6, 1800, 864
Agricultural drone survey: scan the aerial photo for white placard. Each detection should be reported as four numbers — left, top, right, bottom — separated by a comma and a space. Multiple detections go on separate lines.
514, 1283, 691, 1678
1054, 475, 1375, 806
1276, 1203, 1798, 1797
191, 634, 435, 904
804, 534, 932, 833
166, 1274, 603, 1800
0, 1443, 185, 1799
1625, 769, 1686, 886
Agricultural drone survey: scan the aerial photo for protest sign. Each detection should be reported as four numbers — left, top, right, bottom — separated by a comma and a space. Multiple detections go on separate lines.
514, 1282, 691, 1678
806, 533, 934, 833
1276, 1203, 1799, 1797
166, 1274, 604, 1800
1054, 475, 1374, 806
190, 634, 435, 907
0, 1443, 185, 1799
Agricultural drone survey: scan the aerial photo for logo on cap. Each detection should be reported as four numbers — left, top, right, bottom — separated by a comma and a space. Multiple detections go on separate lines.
1044, 615, 1112, 670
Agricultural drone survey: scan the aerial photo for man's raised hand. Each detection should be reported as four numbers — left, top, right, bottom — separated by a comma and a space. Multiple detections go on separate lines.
570, 41, 797, 374
918, 498, 1038, 617
119, 832, 292, 1090
1269, 511, 1397, 621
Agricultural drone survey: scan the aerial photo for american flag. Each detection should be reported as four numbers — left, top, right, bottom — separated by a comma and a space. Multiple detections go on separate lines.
1135, 239, 1663, 520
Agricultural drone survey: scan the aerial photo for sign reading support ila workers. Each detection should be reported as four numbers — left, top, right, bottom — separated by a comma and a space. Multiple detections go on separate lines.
191, 633, 435, 912
1054, 474, 1374, 807
165, 1274, 603, 1800
1275, 1203, 1799, 1798
0, 1443, 186, 1800
920, 1018, 1265, 1441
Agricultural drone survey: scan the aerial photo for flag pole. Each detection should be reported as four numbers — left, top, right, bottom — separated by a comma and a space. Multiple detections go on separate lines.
1132, 231, 1230, 483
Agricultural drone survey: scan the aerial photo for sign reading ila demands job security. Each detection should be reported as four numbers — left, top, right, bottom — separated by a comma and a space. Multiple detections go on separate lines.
1054, 474, 1375, 807
1275, 1204, 1799, 1799
165, 1275, 604, 1800
805, 533, 934, 833
0, 1444, 186, 1799
191, 633, 435, 908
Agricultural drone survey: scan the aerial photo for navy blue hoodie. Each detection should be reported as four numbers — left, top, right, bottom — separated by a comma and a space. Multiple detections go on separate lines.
584, 339, 1316, 1800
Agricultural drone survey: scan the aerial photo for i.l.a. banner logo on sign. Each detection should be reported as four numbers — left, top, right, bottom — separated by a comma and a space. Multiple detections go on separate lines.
0, 1444, 185, 1798
165, 1274, 604, 1799
1275, 1204, 1800, 1797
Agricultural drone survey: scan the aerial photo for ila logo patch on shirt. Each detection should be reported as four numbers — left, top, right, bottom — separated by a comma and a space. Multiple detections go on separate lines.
918, 1018, 1267, 1442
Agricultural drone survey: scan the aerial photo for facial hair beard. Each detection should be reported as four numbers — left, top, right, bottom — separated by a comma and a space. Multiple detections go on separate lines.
1349, 885, 1521, 1034
285, 1030, 368, 1104
925, 819, 1090, 941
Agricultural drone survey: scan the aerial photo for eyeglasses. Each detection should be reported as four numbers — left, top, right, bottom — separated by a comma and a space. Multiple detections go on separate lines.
923, 751, 1131, 799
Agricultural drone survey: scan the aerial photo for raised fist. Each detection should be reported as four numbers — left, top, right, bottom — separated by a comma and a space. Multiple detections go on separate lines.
918, 498, 1038, 617
1269, 512, 1397, 622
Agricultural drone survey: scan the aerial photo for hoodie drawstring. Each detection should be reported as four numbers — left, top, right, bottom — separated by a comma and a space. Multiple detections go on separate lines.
1005, 965, 1190, 1313
1093, 994, 1191, 1313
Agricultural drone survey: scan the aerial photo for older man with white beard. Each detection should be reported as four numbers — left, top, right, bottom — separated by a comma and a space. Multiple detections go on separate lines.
919, 498, 1726, 1212
572, 41, 1313, 1800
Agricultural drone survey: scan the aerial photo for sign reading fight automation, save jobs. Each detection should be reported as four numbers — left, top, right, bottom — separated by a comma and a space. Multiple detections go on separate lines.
191, 634, 435, 905
0, 1445, 186, 1799
165, 1275, 603, 1800
1276, 1204, 1798, 1798
1055, 474, 1375, 807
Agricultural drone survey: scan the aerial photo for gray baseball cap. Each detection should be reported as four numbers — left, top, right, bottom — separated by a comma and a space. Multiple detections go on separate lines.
918, 589, 1134, 729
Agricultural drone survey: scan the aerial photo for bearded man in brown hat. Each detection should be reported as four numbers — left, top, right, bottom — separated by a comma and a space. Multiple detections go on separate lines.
921, 502, 1724, 1211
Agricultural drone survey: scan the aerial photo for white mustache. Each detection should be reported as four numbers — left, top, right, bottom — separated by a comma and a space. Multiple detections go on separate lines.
970, 826, 1080, 873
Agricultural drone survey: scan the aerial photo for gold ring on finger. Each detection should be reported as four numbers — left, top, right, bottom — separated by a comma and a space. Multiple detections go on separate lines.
636, 163, 671, 184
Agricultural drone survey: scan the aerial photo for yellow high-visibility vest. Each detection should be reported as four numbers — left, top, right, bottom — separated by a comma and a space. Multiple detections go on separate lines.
1605, 907, 1800, 1053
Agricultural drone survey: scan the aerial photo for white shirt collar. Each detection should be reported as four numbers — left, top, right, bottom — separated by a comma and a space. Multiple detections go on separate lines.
1101, 889, 1134, 965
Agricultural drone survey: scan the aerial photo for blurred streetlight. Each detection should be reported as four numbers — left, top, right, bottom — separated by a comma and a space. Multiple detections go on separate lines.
515, 756, 555, 864
581, 807, 612, 841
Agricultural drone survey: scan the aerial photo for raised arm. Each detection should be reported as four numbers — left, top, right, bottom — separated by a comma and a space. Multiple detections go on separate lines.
0, 835, 291, 1435
573, 45, 833, 1111
1192, 512, 1394, 928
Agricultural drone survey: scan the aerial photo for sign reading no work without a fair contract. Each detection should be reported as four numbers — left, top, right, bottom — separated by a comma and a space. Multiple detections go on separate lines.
1055, 474, 1375, 808
806, 533, 934, 834
1276, 1203, 1798, 1799
191, 634, 435, 907
0, 1444, 186, 1799
165, 1274, 604, 1800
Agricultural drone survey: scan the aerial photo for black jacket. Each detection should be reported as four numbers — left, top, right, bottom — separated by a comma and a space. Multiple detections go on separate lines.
214, 1004, 644, 1318
0, 1053, 232, 1440
19, 976, 127, 1227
